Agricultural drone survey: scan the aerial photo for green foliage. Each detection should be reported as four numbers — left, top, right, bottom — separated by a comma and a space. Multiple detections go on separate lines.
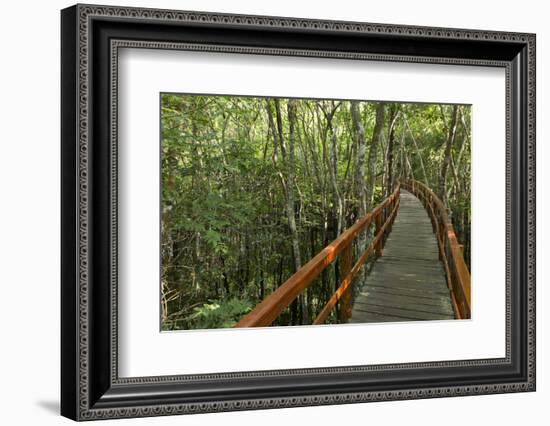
160, 94, 471, 330
188, 298, 254, 329
372, 184, 385, 204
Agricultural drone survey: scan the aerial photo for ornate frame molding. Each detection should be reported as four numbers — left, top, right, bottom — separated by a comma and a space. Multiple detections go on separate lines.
61, 4, 535, 421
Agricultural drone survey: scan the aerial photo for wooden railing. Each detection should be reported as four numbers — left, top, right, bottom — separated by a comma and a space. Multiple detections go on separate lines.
401, 179, 471, 319
234, 185, 401, 327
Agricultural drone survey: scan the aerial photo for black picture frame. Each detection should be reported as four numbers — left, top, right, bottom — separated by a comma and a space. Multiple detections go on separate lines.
61, 3, 536, 421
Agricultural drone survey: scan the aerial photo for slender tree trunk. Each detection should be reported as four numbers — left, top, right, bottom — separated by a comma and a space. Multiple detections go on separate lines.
268, 99, 298, 322
456, 106, 470, 170
330, 125, 342, 285
380, 135, 387, 197
277, 256, 284, 287
399, 124, 414, 179
328, 113, 343, 239
286, 99, 307, 323
350, 102, 368, 292
258, 250, 265, 300
439, 105, 459, 205
399, 126, 407, 178
403, 117, 429, 184
365, 103, 386, 210
323, 103, 344, 294
385, 105, 398, 196
404, 151, 414, 179
448, 155, 461, 200
351, 101, 367, 223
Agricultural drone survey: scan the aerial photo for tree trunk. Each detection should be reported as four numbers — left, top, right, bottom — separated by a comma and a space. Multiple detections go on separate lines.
385, 105, 398, 196
351, 101, 367, 223
286, 99, 307, 323
365, 103, 386, 210
324, 103, 344, 294
350, 101, 367, 312
439, 105, 459, 205
267, 99, 302, 323
404, 117, 429, 184
327, 110, 343, 239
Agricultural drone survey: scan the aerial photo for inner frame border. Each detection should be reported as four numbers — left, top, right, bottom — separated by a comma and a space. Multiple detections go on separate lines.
111, 41, 510, 382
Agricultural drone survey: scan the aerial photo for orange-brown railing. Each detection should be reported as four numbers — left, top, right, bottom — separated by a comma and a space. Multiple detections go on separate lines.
234, 185, 401, 327
401, 179, 471, 319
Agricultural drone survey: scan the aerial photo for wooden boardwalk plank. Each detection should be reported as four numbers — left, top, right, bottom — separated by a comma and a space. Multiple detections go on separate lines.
350, 189, 455, 324
353, 302, 455, 321
359, 285, 452, 302
356, 288, 453, 311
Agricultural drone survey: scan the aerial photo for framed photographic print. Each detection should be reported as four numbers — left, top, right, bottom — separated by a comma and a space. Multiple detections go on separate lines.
61, 3, 536, 421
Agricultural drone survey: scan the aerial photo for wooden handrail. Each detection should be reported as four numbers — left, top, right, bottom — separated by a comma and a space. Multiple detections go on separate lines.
400, 179, 471, 319
313, 192, 400, 324
234, 185, 401, 327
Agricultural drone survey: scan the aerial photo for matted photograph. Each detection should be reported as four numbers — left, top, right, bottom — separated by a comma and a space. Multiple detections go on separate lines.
160, 94, 471, 331
61, 4, 534, 420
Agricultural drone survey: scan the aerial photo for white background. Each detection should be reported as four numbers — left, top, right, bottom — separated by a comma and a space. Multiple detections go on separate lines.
0, 0, 546, 425
119, 49, 505, 377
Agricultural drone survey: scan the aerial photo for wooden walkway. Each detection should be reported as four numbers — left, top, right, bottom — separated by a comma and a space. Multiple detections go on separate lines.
350, 189, 455, 323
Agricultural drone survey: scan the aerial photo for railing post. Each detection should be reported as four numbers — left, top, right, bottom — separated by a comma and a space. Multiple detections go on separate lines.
438, 222, 445, 261
446, 242, 453, 289
375, 214, 383, 257
429, 198, 436, 232
338, 243, 353, 323
388, 197, 395, 233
